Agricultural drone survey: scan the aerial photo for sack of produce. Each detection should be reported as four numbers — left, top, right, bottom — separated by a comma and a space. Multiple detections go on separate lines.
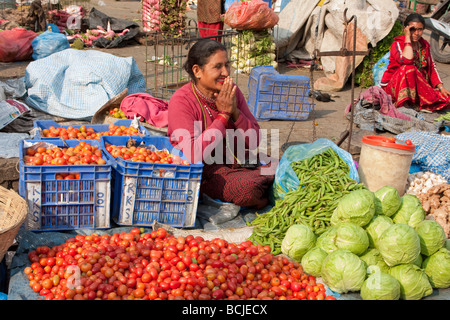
31, 30, 70, 60
0, 28, 38, 62
388, 264, 433, 300
273, 138, 359, 201
224, 0, 279, 31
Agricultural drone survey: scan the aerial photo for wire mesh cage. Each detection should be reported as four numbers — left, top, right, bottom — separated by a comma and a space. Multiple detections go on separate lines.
144, 22, 241, 100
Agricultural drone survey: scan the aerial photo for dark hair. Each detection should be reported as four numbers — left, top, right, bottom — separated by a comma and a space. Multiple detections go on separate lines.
404, 12, 425, 27
184, 39, 227, 81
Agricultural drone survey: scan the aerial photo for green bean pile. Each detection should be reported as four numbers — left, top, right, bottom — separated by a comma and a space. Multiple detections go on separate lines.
248, 148, 366, 255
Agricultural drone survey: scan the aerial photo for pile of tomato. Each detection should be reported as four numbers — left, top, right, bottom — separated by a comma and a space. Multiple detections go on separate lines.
104, 144, 190, 165
24, 228, 336, 300
24, 141, 107, 166
40, 124, 143, 140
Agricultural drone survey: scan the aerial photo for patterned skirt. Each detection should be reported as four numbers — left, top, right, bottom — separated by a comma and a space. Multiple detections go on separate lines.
384, 64, 450, 111
200, 163, 275, 209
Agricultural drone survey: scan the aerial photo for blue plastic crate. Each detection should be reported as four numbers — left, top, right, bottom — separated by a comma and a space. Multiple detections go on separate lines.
19, 139, 112, 231
31, 119, 150, 140
247, 66, 314, 121
100, 136, 203, 228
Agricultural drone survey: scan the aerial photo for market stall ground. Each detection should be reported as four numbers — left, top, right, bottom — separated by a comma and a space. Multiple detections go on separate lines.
1, 0, 450, 301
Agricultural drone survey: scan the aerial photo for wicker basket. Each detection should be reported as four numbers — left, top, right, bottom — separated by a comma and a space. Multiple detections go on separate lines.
0, 186, 28, 262
91, 88, 168, 136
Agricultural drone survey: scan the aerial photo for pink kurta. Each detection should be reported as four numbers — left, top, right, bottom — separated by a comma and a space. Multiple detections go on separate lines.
167, 82, 261, 165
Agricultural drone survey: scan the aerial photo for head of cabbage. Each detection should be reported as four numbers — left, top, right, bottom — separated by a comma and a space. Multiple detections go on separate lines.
415, 220, 446, 256
360, 266, 401, 300
374, 186, 402, 217
321, 249, 367, 294
389, 264, 433, 300
422, 248, 450, 289
365, 215, 394, 248
301, 246, 328, 277
359, 248, 390, 274
316, 227, 339, 253
391, 194, 425, 228
377, 223, 421, 267
331, 189, 376, 227
334, 222, 369, 256
281, 224, 316, 262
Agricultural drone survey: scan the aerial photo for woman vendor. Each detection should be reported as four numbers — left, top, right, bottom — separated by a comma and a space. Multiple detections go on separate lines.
380, 13, 450, 111
167, 39, 275, 209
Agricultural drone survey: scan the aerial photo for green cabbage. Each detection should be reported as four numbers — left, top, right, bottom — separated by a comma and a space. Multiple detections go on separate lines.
321, 249, 367, 294
389, 264, 433, 300
422, 248, 450, 288
359, 248, 390, 273
301, 247, 328, 277
331, 189, 376, 227
360, 267, 401, 300
281, 224, 316, 261
377, 224, 421, 267
415, 220, 446, 256
316, 227, 339, 253
374, 186, 402, 217
412, 253, 423, 268
392, 194, 425, 228
447, 239, 450, 251
334, 222, 369, 256
365, 215, 394, 248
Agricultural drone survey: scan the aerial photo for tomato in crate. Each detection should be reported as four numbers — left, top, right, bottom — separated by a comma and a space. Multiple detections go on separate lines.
19, 139, 112, 231
100, 135, 203, 228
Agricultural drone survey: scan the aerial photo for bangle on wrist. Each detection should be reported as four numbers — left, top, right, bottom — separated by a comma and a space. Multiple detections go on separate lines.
218, 110, 232, 117
404, 42, 412, 47
216, 113, 229, 126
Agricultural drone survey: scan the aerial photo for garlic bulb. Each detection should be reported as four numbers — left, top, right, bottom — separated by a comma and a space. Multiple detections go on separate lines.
405, 171, 448, 196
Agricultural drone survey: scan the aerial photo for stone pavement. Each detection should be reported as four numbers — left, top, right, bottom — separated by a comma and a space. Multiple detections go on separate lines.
1, 0, 450, 192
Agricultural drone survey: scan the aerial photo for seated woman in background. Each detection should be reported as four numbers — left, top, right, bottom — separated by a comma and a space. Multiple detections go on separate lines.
167, 39, 275, 209
380, 13, 450, 111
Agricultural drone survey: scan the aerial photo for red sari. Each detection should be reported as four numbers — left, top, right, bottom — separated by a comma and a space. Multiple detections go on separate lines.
381, 35, 450, 111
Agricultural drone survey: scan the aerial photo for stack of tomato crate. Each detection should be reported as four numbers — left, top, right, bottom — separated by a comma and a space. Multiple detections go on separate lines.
19, 119, 203, 231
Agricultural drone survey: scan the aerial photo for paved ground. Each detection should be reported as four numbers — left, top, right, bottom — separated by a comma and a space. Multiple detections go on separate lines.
1, 0, 450, 191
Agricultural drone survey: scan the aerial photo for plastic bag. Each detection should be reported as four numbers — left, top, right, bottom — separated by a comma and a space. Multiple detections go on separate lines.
224, 0, 279, 30
273, 138, 359, 200
0, 28, 38, 62
196, 194, 241, 225
373, 51, 390, 87
31, 30, 70, 60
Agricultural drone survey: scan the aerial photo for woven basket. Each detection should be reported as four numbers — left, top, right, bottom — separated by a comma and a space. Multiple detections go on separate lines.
0, 186, 28, 262
91, 88, 168, 136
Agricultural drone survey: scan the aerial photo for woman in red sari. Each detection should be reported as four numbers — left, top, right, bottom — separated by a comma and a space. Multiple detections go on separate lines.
380, 13, 450, 111
167, 39, 275, 209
